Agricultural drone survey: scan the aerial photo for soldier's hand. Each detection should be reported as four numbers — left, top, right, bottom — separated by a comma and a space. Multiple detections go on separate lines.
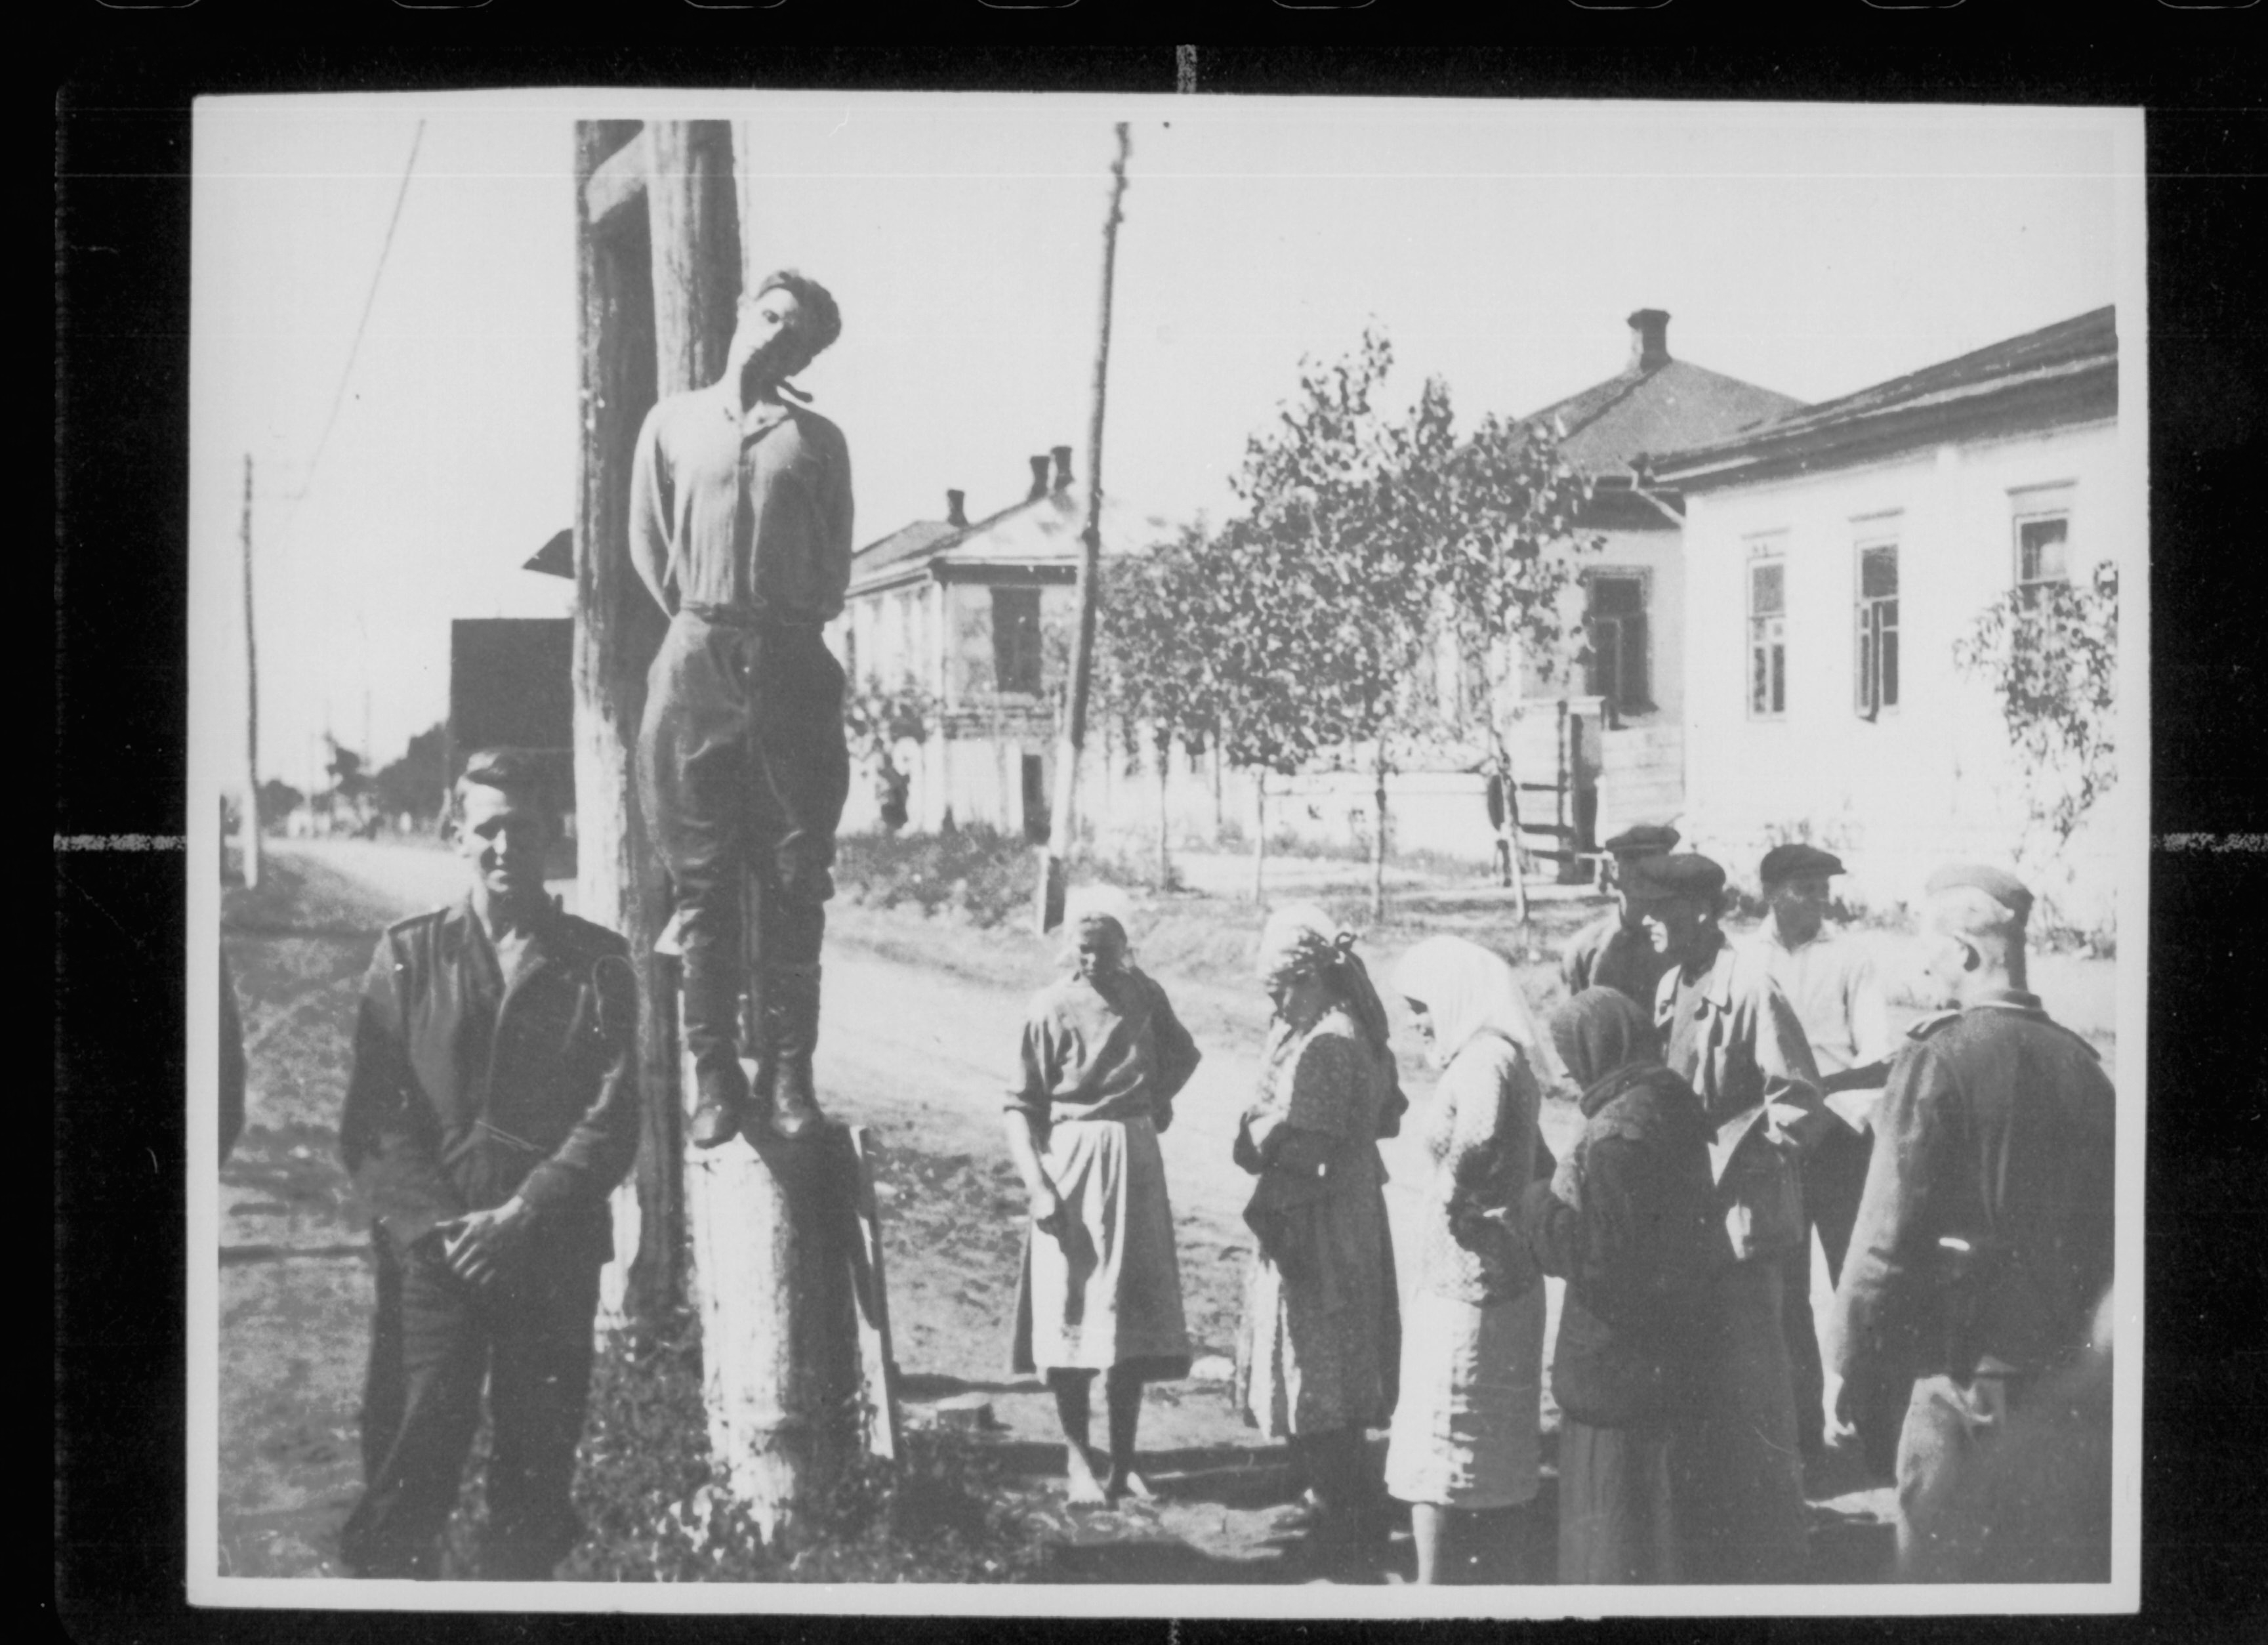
1823, 1372, 1861, 1453
439, 1197, 534, 1287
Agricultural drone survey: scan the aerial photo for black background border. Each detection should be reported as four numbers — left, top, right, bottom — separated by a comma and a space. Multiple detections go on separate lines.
53, 10, 2268, 1643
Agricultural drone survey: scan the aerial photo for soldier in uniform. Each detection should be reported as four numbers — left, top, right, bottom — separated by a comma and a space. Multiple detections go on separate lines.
1750, 843, 1895, 1466
1828, 864, 2116, 1581
1559, 823, 1681, 1005
337, 749, 641, 1579
1636, 852, 1830, 1581
629, 270, 853, 1148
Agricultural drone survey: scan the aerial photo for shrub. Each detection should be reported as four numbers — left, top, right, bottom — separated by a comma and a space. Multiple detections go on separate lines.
834, 826, 1038, 929
548, 1312, 1052, 1583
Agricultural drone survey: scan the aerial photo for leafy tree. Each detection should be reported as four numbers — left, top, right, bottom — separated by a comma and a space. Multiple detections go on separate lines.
843, 678, 937, 835
255, 778, 305, 830
373, 722, 448, 823
1416, 407, 1603, 922
1099, 526, 1221, 884
1231, 325, 1444, 920
1952, 560, 2120, 854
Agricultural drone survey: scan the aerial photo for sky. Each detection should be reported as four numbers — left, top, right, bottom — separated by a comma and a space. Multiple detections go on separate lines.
188, 90, 2137, 794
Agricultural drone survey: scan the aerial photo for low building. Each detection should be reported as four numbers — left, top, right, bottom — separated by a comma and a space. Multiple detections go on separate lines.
1498, 308, 1806, 863
829, 447, 1179, 839
1650, 305, 2128, 927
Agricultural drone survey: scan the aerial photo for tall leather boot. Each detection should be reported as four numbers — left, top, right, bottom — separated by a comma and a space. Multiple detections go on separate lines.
760, 963, 826, 1141
683, 942, 750, 1150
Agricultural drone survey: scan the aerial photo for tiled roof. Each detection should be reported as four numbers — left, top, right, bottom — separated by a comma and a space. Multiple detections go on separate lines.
1527, 359, 1806, 478
1652, 306, 2117, 488
848, 485, 1178, 596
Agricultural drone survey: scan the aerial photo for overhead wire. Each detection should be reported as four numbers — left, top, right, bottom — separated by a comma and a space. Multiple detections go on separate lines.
285, 117, 427, 522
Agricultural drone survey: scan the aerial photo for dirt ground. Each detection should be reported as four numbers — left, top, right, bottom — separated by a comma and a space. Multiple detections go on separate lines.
216, 837, 2114, 1584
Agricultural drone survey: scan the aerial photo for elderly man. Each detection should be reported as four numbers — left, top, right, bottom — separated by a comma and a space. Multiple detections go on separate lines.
337, 749, 641, 1579
1559, 823, 1681, 1005
1828, 865, 2115, 1581
630, 269, 854, 1148
1637, 852, 1830, 1582
1751, 843, 1895, 1466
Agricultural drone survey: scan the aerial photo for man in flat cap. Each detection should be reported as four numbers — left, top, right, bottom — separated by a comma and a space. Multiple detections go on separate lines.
1635, 851, 1830, 1582
1559, 823, 1681, 1005
1751, 843, 1894, 1467
1828, 865, 2115, 1581
630, 270, 853, 1148
337, 749, 642, 1579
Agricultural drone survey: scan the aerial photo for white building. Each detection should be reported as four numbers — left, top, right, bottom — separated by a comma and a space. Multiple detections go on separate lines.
1651, 306, 2130, 930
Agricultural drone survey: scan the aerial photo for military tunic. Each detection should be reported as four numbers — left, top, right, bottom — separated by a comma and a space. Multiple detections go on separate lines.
337, 898, 640, 1579
1829, 989, 2116, 1573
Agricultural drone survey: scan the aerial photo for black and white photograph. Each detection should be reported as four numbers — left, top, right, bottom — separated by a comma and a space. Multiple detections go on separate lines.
183, 87, 2147, 1615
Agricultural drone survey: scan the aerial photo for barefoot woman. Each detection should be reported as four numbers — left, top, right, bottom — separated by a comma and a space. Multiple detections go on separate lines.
1004, 890, 1201, 1503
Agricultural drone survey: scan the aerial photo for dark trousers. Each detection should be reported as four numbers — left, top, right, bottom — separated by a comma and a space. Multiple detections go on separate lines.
1781, 1122, 1875, 1461
339, 1232, 602, 1579
636, 610, 850, 1079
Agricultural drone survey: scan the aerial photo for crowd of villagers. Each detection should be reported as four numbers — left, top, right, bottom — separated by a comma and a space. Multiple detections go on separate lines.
1004, 886, 1779, 1586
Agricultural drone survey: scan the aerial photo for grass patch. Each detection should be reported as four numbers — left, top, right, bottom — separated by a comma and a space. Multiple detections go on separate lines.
835, 826, 1042, 930
470, 1312, 1060, 1583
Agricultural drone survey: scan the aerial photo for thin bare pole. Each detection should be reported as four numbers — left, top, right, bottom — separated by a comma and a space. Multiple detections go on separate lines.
239, 455, 262, 888
1037, 123, 1132, 930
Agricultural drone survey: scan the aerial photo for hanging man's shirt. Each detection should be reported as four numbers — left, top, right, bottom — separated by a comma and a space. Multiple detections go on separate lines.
628, 384, 854, 622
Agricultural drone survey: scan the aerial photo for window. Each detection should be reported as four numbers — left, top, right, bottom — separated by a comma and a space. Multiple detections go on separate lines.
1584, 572, 1652, 713
1855, 541, 1899, 717
991, 587, 1044, 695
2012, 485, 2075, 608
1748, 549, 1788, 718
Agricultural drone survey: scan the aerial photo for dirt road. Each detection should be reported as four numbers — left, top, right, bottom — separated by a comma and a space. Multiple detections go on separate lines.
218, 838, 1900, 1584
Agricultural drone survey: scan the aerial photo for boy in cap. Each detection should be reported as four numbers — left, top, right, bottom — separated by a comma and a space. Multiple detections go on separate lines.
1828, 865, 2115, 1581
1559, 823, 1681, 1005
1752, 843, 1893, 1465
1636, 851, 1830, 1582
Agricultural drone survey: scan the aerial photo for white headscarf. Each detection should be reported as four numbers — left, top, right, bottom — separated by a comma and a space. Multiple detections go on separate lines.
1254, 902, 1343, 988
1392, 934, 1562, 1082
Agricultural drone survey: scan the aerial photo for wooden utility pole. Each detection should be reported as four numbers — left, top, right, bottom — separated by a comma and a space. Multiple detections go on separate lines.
1035, 123, 1133, 931
573, 120, 680, 1328
238, 455, 262, 887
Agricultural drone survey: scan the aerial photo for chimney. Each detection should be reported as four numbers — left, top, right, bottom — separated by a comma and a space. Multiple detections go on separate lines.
945, 489, 967, 528
1627, 308, 1671, 373
1027, 455, 1052, 500
1050, 445, 1074, 492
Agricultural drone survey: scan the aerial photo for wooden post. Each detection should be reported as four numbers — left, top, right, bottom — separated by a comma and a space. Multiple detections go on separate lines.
237, 454, 262, 888
574, 120, 681, 1329
1035, 123, 1133, 932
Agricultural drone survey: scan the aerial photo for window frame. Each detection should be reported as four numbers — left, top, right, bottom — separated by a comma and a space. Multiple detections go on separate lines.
1580, 566, 1655, 717
1746, 535, 1790, 721
2011, 484, 2077, 609
989, 585, 1045, 697
1852, 523, 1901, 721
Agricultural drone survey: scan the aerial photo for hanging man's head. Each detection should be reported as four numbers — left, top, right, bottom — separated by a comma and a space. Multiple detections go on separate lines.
1636, 853, 1727, 965
1920, 864, 2032, 1007
447, 748, 557, 916
1760, 843, 1846, 948
729, 268, 842, 398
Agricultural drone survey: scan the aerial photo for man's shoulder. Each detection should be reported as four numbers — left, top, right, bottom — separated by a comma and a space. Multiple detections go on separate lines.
644, 383, 729, 441
380, 904, 458, 948
786, 402, 848, 446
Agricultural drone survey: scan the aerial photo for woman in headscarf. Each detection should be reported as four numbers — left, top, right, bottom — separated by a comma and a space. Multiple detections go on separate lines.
1384, 935, 1556, 1583
1232, 904, 1404, 1560
1521, 988, 1720, 1584
1004, 886, 1201, 1505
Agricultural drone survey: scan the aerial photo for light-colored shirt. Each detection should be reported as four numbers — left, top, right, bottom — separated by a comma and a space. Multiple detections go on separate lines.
629, 384, 855, 623
1752, 925, 1892, 1078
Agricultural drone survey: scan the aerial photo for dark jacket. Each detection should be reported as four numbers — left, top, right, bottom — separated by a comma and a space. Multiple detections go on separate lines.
1521, 1064, 1721, 1427
1829, 990, 2115, 1387
338, 898, 641, 1266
